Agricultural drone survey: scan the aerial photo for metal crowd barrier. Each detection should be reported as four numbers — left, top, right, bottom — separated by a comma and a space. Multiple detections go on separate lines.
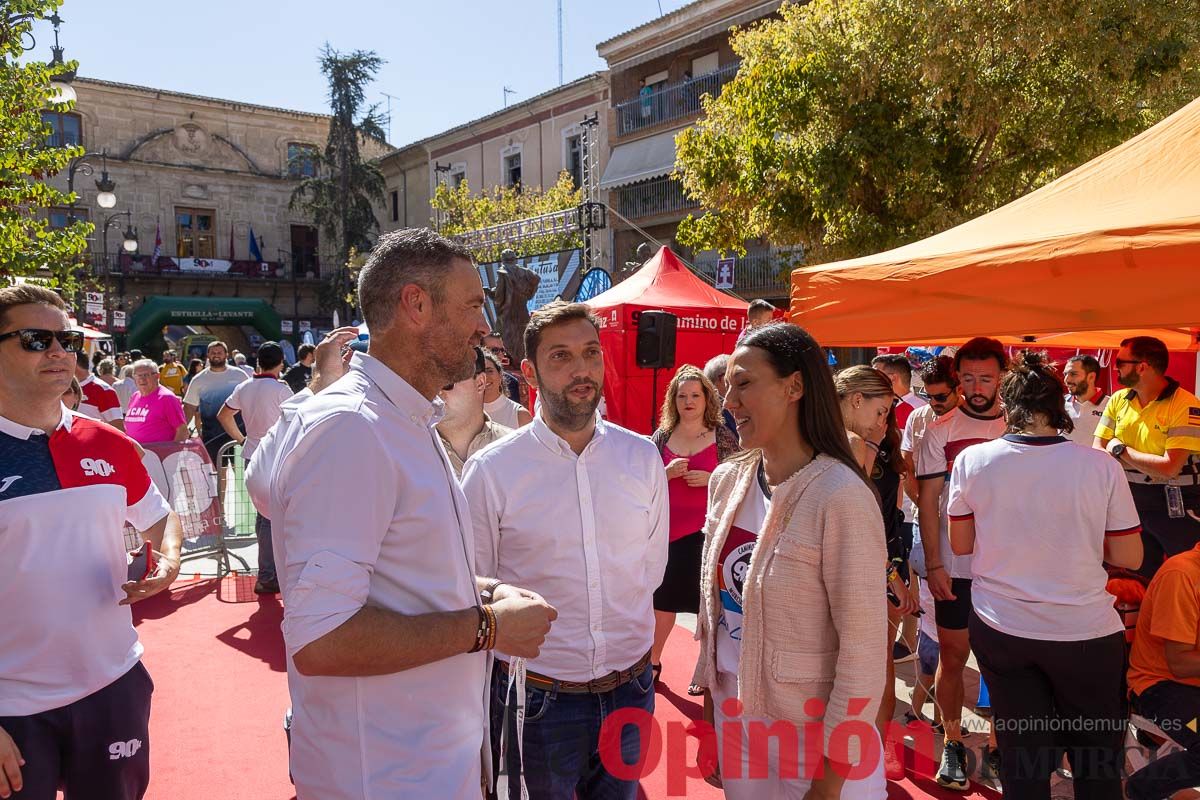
124, 438, 252, 578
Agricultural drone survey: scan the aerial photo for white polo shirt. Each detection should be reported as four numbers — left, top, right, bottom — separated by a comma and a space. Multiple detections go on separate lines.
0, 408, 170, 715
1064, 389, 1107, 446
947, 434, 1140, 640
463, 413, 670, 681
223, 374, 294, 459
263, 354, 486, 799
915, 406, 1006, 579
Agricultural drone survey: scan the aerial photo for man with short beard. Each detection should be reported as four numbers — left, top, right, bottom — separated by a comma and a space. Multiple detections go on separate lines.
183, 340, 248, 464
1094, 336, 1200, 578
260, 229, 556, 799
463, 300, 669, 800
1062, 355, 1106, 445
916, 338, 1008, 791
436, 346, 513, 478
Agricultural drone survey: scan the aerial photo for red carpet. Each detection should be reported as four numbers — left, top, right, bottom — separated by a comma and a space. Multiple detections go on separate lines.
129, 577, 999, 799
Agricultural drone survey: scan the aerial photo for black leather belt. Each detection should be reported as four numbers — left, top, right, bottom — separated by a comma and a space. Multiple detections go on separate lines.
499, 651, 652, 695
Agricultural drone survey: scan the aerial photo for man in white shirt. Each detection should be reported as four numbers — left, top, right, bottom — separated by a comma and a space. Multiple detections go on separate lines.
183, 341, 249, 464
916, 339, 1008, 790
218, 341, 294, 594
463, 300, 670, 800
250, 228, 556, 800
1062, 355, 1106, 445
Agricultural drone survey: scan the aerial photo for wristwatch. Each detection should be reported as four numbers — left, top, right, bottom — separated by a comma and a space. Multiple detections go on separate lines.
1110, 442, 1127, 459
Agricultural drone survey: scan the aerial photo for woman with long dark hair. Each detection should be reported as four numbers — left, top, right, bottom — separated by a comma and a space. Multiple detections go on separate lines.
693, 323, 887, 798
948, 350, 1142, 799
651, 364, 739, 693
836, 365, 920, 782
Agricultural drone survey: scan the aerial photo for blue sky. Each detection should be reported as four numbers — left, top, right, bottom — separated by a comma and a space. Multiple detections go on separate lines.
30, 0, 694, 146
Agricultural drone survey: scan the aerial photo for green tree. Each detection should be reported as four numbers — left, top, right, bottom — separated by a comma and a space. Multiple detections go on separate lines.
431, 171, 583, 263
290, 44, 387, 316
674, 0, 1200, 262
1, 1, 93, 291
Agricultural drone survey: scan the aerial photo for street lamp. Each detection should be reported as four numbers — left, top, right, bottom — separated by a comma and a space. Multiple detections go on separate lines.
101, 210, 137, 269
68, 150, 118, 213
45, 13, 76, 106
13, 10, 77, 104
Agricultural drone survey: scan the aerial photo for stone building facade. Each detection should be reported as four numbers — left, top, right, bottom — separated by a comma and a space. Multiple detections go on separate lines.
45, 77, 390, 349
597, 0, 789, 300
378, 73, 610, 251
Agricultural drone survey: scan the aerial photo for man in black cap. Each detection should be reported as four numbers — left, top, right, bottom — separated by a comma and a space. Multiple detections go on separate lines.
218, 341, 293, 593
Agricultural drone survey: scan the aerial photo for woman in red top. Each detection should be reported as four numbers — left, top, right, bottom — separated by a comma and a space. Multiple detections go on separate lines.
651, 364, 739, 693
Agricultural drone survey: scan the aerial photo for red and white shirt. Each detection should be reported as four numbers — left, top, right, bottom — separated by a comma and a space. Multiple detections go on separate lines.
0, 407, 170, 715
948, 434, 1140, 640
895, 391, 928, 434
915, 406, 1006, 579
78, 373, 123, 424
1064, 388, 1107, 446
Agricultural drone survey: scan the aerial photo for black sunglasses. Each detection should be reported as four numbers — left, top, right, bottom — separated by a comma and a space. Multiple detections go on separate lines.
0, 328, 85, 353
1114, 359, 1144, 368
926, 390, 954, 402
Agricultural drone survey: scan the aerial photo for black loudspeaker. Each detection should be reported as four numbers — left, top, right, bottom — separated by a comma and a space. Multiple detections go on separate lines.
636, 310, 677, 368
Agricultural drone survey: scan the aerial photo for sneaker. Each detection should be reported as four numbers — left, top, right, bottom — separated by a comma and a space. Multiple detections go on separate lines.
937, 740, 970, 791
254, 578, 280, 594
892, 641, 917, 663
883, 738, 906, 780
981, 745, 1002, 781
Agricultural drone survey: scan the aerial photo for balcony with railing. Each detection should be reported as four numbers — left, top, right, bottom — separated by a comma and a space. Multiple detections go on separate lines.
614, 62, 740, 136
692, 248, 804, 295
614, 176, 699, 221
84, 253, 321, 280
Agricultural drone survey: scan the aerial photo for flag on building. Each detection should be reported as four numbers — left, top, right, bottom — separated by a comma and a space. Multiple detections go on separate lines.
228, 226, 236, 261
151, 222, 162, 263
248, 226, 263, 262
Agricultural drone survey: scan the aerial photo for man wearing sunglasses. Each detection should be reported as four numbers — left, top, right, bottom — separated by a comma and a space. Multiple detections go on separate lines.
74, 349, 125, 431
0, 285, 182, 800
1094, 336, 1200, 578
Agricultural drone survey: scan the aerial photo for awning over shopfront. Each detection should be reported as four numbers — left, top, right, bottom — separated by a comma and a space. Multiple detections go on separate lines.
599, 129, 679, 190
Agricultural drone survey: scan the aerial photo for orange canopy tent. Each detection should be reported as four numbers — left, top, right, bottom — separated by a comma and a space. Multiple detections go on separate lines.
789, 95, 1200, 351
588, 246, 747, 433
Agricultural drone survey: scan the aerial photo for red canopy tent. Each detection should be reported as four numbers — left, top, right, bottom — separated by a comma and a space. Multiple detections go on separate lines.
587, 247, 748, 434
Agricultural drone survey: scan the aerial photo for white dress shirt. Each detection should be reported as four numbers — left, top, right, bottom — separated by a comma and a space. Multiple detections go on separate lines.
462, 413, 670, 681
257, 353, 486, 800
245, 388, 313, 518
223, 374, 294, 459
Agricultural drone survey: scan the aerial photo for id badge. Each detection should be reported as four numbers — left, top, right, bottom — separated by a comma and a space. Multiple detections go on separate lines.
1166, 485, 1185, 519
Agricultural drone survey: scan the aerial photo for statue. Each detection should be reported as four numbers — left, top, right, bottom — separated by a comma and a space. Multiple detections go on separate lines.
486, 249, 540, 365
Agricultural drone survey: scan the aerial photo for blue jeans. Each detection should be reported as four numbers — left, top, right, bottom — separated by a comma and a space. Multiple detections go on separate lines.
490, 662, 656, 800
255, 512, 275, 583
